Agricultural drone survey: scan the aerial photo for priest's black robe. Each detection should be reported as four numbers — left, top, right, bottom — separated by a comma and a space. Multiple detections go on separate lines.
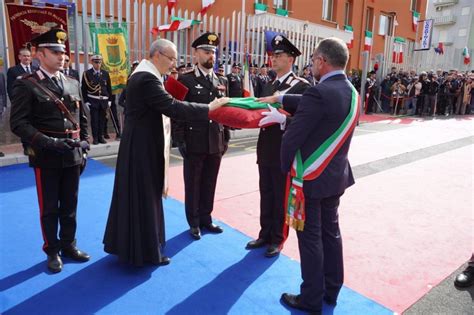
103, 70, 208, 266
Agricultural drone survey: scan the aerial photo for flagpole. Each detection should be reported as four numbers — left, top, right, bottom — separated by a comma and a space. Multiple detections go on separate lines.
240, 0, 245, 65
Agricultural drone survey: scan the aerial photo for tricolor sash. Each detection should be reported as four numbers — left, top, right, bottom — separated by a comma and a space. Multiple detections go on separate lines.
285, 83, 360, 231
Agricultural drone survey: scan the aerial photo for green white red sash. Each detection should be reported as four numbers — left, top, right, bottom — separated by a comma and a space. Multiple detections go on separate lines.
284, 84, 360, 231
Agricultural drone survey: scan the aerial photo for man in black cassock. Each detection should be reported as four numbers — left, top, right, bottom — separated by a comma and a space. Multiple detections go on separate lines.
102, 38, 228, 267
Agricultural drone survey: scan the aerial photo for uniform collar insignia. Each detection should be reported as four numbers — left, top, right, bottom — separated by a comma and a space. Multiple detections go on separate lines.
36, 70, 45, 80
195, 84, 203, 89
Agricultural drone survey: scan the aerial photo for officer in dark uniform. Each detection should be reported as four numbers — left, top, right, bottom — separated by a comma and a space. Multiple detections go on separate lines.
255, 64, 271, 97
215, 63, 228, 91
250, 63, 258, 93
174, 32, 230, 240
246, 35, 310, 257
81, 54, 113, 144
9, 28, 90, 273
226, 63, 243, 97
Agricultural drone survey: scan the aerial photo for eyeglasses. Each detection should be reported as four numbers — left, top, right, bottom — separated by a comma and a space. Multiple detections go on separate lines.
65, 59, 70, 62
159, 51, 177, 63
92, 60, 102, 64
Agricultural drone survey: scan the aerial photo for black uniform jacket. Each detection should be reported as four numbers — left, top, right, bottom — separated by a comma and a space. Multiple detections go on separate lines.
226, 72, 243, 97
175, 68, 230, 154
10, 70, 89, 168
257, 73, 310, 167
81, 68, 112, 107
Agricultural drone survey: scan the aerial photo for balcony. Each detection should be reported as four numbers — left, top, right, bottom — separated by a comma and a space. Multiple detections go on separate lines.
433, 0, 459, 7
433, 15, 457, 26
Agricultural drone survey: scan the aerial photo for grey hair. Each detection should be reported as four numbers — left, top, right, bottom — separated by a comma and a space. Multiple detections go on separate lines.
149, 38, 176, 58
314, 37, 348, 69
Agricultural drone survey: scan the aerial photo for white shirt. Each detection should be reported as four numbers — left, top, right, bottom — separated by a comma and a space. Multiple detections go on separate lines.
275, 70, 293, 85
39, 66, 60, 80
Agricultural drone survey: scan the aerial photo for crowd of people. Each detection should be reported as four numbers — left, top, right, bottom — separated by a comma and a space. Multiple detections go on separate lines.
347, 66, 474, 117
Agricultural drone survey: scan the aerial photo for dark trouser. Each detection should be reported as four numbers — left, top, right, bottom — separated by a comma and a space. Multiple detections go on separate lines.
183, 152, 223, 228
89, 101, 107, 140
258, 164, 286, 245
296, 194, 344, 312
104, 102, 121, 136
423, 94, 437, 115
33, 165, 80, 255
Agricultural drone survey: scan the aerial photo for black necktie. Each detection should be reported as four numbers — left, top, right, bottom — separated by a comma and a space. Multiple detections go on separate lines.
272, 80, 280, 93
51, 76, 63, 92
206, 74, 212, 83
26, 66, 30, 74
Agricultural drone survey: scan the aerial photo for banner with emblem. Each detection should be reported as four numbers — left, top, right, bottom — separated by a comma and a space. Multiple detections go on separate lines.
6, 4, 69, 62
89, 23, 129, 92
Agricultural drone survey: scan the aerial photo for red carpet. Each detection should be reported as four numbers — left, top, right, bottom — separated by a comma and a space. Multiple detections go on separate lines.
167, 121, 473, 313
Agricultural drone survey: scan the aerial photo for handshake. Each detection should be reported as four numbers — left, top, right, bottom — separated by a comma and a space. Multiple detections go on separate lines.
46, 137, 90, 153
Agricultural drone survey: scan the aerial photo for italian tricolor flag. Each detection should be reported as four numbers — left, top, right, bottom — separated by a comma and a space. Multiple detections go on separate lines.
344, 25, 354, 49
462, 47, 471, 65
255, 3, 267, 15
200, 0, 215, 15
243, 56, 254, 97
364, 31, 373, 51
167, 0, 177, 15
413, 11, 420, 32
151, 16, 201, 33
392, 37, 405, 64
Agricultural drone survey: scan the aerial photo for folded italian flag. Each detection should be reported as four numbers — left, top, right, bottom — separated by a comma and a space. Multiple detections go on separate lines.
209, 97, 286, 129
226, 97, 280, 109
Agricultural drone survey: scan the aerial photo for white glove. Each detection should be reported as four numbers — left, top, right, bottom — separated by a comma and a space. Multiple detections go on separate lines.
107, 101, 112, 108
259, 104, 286, 130
84, 102, 91, 111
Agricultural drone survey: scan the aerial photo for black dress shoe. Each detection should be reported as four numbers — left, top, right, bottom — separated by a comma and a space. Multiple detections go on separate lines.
265, 244, 281, 257
454, 266, 474, 288
47, 254, 63, 273
98, 138, 107, 144
92, 139, 99, 145
202, 223, 223, 234
103, 134, 110, 139
61, 247, 90, 262
190, 227, 201, 240
281, 293, 321, 314
246, 238, 267, 249
158, 256, 171, 266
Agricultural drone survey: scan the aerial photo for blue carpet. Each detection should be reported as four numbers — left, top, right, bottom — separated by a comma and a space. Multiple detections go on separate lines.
0, 160, 392, 314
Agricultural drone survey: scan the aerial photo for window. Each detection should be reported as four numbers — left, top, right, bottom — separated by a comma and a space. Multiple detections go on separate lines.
322, 0, 334, 21
365, 7, 374, 31
458, 28, 467, 37
344, 1, 352, 26
461, 7, 470, 16
410, 0, 418, 12
442, 9, 451, 16
273, 0, 289, 10
438, 30, 447, 42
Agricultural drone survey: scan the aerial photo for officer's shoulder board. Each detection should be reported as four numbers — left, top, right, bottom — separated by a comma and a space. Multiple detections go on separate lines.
287, 76, 310, 87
